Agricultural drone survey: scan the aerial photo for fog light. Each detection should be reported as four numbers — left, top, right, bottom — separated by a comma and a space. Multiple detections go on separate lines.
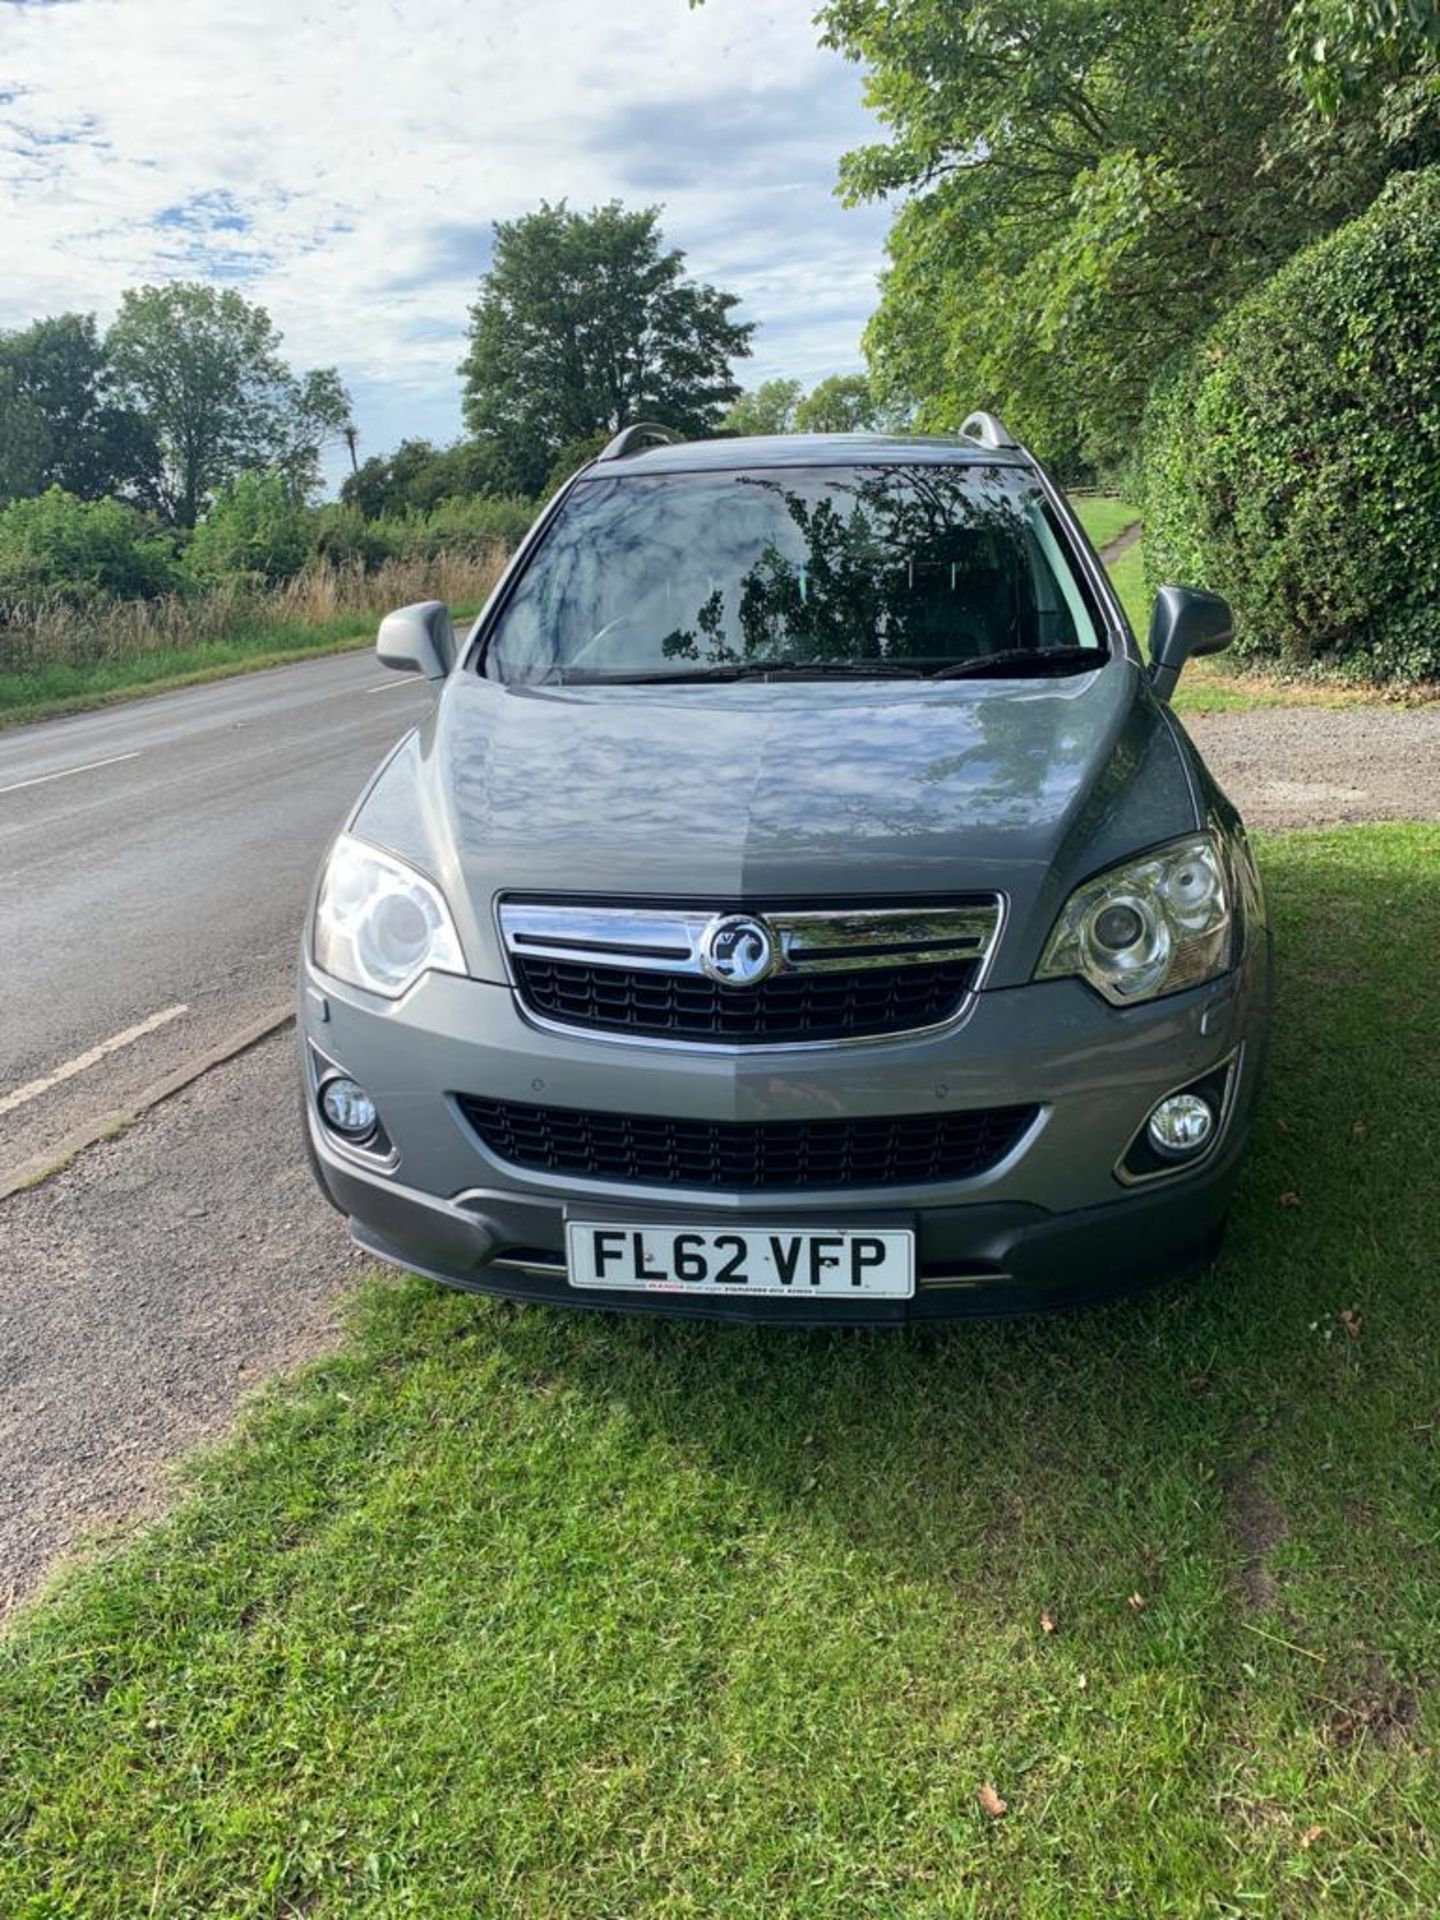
320, 1075, 378, 1140
1146, 1092, 1214, 1159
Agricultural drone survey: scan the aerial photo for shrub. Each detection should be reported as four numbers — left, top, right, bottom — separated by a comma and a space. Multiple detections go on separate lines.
376, 493, 535, 561
0, 549, 509, 678
1140, 167, 1440, 683
0, 487, 179, 603
184, 469, 310, 585
340, 437, 513, 518
308, 501, 396, 570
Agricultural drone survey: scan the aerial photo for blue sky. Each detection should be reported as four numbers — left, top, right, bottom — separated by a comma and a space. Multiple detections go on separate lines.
0, 0, 894, 490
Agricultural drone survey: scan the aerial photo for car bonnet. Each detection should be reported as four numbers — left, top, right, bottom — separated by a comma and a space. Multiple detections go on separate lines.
350, 663, 1201, 990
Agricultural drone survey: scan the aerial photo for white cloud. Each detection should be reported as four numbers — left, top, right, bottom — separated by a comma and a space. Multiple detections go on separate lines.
0, 0, 892, 481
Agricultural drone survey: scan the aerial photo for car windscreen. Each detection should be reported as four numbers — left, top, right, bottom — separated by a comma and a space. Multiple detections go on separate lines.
480, 464, 1107, 685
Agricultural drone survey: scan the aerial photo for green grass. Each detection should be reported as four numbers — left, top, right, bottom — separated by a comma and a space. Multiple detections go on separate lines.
0, 606, 484, 730
1103, 526, 1149, 634
0, 618, 375, 728
3, 823, 1438, 1916
1067, 493, 1140, 551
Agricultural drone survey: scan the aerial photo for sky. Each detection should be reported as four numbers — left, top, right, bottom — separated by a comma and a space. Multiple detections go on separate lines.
0, 0, 895, 489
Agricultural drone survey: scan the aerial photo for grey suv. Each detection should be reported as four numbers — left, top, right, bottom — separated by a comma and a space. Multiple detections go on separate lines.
299, 416, 1269, 1322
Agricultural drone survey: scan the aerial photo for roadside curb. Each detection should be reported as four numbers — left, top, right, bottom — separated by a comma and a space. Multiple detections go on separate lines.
0, 1005, 295, 1202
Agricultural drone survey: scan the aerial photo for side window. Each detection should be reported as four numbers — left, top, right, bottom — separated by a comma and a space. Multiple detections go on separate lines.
1023, 505, 1100, 648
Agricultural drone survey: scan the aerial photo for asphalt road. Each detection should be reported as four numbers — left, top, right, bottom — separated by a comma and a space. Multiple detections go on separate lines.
0, 651, 432, 1172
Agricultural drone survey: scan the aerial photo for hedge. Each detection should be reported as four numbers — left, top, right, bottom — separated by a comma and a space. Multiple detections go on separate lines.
0, 487, 534, 609
1140, 166, 1440, 683
0, 488, 179, 604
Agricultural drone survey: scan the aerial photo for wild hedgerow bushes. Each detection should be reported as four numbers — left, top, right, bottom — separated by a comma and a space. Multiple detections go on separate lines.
0, 550, 508, 686
1140, 167, 1440, 684
0, 488, 180, 602
0, 478, 533, 681
0, 484, 535, 612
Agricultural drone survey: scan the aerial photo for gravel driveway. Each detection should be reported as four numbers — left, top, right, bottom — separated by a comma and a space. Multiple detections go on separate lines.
1182, 703, 1440, 829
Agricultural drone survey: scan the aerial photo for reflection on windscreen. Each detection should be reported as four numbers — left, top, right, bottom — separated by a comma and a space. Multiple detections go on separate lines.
484, 466, 1103, 683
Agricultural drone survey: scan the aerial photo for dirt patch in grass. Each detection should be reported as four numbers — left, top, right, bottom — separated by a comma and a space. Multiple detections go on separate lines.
1328, 1655, 1421, 1751
1097, 522, 1142, 566
1224, 1454, 1288, 1612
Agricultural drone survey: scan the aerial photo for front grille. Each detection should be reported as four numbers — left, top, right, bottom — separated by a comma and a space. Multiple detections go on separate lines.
458, 1095, 1039, 1191
512, 954, 979, 1043
499, 897, 1004, 1047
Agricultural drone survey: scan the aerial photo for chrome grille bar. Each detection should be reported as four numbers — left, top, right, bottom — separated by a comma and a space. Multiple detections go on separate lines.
499, 900, 1003, 978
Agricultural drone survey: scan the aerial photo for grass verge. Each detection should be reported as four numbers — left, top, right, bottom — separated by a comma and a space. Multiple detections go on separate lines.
1067, 493, 1140, 551
2, 823, 1438, 1916
0, 617, 377, 728
0, 548, 506, 730
0, 606, 486, 730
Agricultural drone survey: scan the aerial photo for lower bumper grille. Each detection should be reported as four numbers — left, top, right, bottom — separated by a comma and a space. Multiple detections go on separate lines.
457, 1095, 1040, 1192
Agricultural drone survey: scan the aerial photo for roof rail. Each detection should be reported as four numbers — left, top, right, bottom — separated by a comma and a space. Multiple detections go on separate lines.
596, 421, 685, 462
959, 410, 1020, 451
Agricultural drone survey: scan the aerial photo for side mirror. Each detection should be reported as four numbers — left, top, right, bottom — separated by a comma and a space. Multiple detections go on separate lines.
377, 601, 456, 685
1148, 585, 1233, 702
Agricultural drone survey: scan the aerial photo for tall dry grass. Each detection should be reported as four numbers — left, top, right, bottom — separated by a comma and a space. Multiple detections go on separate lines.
0, 548, 508, 675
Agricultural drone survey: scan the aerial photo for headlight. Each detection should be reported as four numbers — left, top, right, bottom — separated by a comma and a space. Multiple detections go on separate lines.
1037, 833, 1232, 1005
313, 834, 466, 999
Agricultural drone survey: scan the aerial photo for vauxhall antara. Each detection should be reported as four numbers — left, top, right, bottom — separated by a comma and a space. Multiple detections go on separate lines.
299, 417, 1269, 1322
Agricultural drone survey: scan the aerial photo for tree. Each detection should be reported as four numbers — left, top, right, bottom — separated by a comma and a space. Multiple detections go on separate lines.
0, 368, 51, 507
722, 378, 803, 436
542, 429, 614, 499
0, 314, 157, 506
184, 469, 310, 584
816, 0, 1440, 465
106, 284, 351, 526
793, 373, 882, 433
1288, 0, 1440, 111
339, 437, 512, 518
341, 454, 399, 520
278, 368, 354, 500
460, 202, 753, 495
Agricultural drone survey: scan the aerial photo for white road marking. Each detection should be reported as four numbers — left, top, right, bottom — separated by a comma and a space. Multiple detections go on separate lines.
0, 750, 140, 797
0, 1003, 189, 1119
364, 677, 417, 692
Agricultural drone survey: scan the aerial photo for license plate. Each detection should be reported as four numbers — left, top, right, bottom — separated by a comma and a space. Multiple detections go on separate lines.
566, 1222, 915, 1298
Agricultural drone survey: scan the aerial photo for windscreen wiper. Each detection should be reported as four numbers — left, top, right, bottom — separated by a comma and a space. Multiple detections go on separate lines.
927, 646, 1104, 680
729, 660, 929, 681
535, 659, 929, 686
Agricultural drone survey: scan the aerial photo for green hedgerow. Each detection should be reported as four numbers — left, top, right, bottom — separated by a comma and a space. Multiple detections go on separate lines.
1140, 166, 1440, 683
0, 487, 180, 604
183, 468, 310, 585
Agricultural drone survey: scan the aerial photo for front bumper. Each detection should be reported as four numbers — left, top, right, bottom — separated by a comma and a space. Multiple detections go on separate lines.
300, 943, 1268, 1324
